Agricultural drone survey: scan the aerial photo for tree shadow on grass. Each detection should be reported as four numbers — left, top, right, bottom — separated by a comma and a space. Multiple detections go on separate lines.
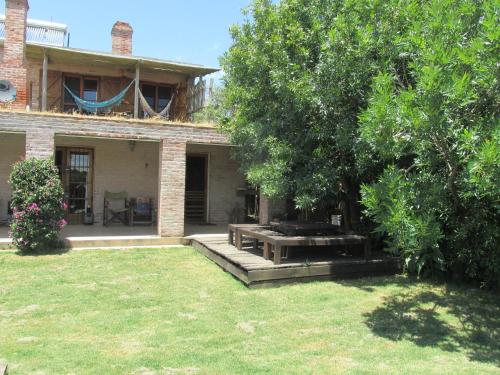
337, 274, 413, 292
364, 284, 500, 366
15, 241, 70, 256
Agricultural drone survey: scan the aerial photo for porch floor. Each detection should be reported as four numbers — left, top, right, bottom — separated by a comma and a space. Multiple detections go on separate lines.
0, 223, 228, 249
191, 235, 401, 287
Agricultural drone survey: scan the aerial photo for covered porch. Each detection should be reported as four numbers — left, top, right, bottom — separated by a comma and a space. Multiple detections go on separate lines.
0, 129, 247, 248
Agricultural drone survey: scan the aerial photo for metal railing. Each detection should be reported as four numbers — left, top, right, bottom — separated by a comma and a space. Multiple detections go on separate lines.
0, 15, 68, 47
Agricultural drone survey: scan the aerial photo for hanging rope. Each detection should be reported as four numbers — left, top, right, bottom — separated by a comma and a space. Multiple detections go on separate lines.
64, 79, 135, 113
138, 90, 175, 120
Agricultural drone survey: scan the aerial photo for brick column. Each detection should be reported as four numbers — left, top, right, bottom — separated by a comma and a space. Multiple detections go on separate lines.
25, 129, 54, 159
1, 0, 29, 110
259, 195, 287, 224
158, 139, 186, 237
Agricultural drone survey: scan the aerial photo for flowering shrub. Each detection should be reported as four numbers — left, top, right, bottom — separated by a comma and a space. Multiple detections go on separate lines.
9, 158, 66, 253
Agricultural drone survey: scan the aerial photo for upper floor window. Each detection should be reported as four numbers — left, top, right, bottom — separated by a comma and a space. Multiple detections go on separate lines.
63, 75, 99, 113
141, 83, 172, 117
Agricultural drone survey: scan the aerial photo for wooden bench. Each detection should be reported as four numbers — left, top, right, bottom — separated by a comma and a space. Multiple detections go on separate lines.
233, 226, 370, 265
228, 223, 268, 249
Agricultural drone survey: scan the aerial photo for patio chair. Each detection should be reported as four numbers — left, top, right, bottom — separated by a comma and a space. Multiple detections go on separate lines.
103, 191, 130, 226
130, 197, 154, 226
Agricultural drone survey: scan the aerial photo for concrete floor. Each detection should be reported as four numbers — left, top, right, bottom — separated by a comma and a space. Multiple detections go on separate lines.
0, 223, 228, 242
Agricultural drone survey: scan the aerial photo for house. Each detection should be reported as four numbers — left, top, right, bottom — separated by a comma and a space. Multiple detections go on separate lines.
0, 0, 274, 241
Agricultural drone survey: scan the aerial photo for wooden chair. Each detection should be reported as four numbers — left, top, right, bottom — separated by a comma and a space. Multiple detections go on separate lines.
103, 191, 130, 226
130, 197, 154, 226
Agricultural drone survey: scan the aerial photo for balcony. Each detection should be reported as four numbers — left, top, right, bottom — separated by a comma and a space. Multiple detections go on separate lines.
24, 43, 217, 123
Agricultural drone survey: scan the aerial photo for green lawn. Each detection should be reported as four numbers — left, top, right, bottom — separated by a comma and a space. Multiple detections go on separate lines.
0, 247, 498, 374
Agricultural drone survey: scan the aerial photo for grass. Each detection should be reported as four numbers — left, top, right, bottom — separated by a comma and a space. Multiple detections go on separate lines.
0, 247, 498, 374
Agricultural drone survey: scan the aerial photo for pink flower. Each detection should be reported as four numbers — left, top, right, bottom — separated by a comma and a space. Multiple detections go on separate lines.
61, 202, 68, 210
58, 218, 67, 229
27, 203, 41, 213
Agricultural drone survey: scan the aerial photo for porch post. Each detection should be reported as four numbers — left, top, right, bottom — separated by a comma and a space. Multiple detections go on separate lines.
134, 62, 140, 119
158, 139, 186, 237
41, 49, 48, 112
25, 129, 54, 159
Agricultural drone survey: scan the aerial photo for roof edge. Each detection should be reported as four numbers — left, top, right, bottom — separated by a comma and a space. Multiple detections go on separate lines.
26, 43, 220, 75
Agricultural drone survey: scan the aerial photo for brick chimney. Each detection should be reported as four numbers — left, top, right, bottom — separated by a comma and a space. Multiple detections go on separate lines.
1, 0, 29, 109
111, 21, 133, 55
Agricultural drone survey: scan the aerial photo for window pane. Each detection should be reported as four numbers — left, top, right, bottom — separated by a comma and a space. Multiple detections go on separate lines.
64, 76, 80, 104
157, 86, 172, 111
142, 84, 156, 111
83, 79, 98, 101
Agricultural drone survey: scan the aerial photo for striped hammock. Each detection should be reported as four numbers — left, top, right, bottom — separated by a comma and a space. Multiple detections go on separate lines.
63, 80, 135, 113
139, 90, 174, 120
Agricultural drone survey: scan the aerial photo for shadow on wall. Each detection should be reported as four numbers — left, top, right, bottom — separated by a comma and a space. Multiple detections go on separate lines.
362, 282, 500, 366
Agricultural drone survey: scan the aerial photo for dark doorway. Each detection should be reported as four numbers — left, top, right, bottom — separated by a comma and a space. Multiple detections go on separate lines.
185, 154, 208, 223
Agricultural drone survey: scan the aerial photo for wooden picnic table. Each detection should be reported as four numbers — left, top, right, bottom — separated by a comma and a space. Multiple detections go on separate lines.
230, 225, 370, 265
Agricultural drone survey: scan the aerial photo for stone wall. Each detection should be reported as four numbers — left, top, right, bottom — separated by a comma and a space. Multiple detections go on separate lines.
0, 132, 25, 221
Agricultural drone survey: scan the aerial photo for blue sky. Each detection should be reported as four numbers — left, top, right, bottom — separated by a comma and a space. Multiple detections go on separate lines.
1, 0, 251, 75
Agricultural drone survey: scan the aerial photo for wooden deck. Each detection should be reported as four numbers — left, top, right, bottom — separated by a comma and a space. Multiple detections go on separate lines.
191, 235, 401, 288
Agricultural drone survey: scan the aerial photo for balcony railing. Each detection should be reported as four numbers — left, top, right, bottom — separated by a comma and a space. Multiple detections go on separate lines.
0, 15, 68, 47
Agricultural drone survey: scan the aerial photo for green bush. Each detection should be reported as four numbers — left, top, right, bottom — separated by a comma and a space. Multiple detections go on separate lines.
9, 158, 66, 253
221, 0, 499, 286
358, 0, 500, 286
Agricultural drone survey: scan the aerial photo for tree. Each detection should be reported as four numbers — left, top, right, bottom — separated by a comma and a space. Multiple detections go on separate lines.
359, 0, 500, 285
220, 0, 413, 227
220, 0, 499, 286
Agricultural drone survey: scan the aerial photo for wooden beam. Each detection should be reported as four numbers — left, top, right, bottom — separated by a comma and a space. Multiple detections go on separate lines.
41, 49, 48, 112
134, 62, 140, 119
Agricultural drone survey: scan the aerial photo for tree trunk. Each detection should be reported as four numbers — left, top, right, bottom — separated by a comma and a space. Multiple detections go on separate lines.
341, 177, 362, 231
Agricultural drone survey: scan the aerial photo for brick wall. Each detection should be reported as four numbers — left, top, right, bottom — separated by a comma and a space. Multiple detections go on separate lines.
0, 132, 25, 221
259, 196, 287, 224
2, 0, 28, 66
55, 136, 159, 223
0, 111, 229, 144
111, 21, 133, 55
158, 140, 186, 237
0, 0, 29, 110
25, 128, 54, 158
0, 111, 231, 236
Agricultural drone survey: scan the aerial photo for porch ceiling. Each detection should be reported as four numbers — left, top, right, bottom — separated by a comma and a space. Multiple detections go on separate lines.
26, 43, 219, 76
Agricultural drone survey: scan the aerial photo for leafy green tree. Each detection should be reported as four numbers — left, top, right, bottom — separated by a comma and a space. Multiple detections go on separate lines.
221, 0, 499, 285
221, 0, 413, 228
360, 0, 499, 285
193, 85, 225, 124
